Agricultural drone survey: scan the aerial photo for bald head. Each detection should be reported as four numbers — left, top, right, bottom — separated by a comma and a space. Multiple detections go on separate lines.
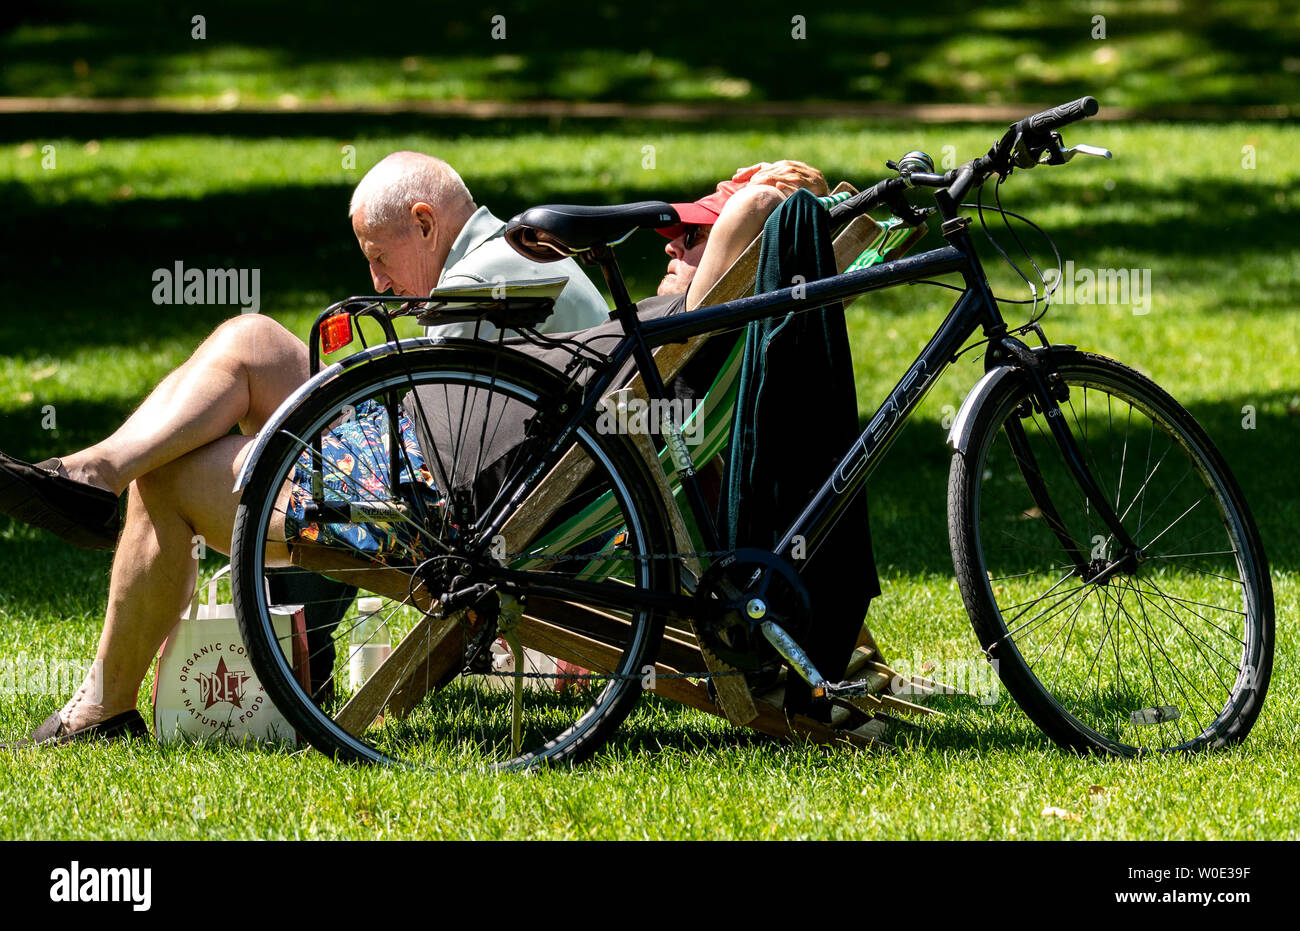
349, 152, 478, 297
349, 151, 474, 232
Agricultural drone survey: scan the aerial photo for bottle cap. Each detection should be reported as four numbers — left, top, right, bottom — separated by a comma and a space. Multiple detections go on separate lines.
357, 597, 384, 614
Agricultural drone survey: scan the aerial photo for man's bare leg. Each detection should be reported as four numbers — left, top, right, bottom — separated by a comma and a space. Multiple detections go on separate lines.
58, 314, 308, 496
53, 315, 306, 732
59, 433, 293, 732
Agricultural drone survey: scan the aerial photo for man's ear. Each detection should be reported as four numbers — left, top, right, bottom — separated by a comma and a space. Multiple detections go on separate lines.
411, 202, 438, 240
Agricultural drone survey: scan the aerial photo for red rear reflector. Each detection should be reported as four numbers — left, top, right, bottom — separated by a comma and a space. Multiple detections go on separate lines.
321, 313, 354, 354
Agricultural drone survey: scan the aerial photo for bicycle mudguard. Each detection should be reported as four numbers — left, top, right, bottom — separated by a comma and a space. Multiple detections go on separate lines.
947, 366, 1021, 455
232, 336, 575, 494
946, 344, 1073, 455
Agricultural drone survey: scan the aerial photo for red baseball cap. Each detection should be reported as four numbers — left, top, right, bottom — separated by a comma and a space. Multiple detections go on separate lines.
657, 179, 745, 239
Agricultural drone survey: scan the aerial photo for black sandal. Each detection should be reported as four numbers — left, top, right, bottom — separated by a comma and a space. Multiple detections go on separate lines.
0, 708, 149, 750
0, 453, 121, 550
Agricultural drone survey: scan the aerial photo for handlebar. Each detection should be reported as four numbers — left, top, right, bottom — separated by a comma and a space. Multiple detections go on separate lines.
1021, 95, 1099, 135
827, 177, 912, 223
830, 96, 1103, 227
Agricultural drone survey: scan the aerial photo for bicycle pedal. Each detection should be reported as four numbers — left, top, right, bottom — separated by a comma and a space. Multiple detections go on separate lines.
820, 678, 876, 700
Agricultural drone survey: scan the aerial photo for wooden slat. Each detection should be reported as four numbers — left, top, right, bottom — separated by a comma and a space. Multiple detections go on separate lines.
333, 609, 467, 735
516, 613, 876, 748
499, 442, 598, 555
290, 543, 433, 612
854, 624, 884, 664
846, 690, 941, 718
833, 213, 887, 271
844, 649, 894, 693
289, 543, 464, 726
524, 596, 703, 674
516, 614, 711, 708
383, 622, 470, 719
867, 660, 966, 698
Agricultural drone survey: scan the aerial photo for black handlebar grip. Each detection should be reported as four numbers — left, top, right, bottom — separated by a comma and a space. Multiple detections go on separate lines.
1024, 95, 1099, 134
827, 179, 890, 221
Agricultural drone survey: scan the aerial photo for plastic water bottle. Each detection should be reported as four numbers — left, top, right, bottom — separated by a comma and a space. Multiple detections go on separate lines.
348, 597, 391, 691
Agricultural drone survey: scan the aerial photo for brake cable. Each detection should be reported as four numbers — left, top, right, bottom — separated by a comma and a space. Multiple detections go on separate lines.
901, 167, 1065, 363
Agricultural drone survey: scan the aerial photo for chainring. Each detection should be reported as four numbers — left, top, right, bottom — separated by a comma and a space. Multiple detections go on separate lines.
694, 548, 813, 671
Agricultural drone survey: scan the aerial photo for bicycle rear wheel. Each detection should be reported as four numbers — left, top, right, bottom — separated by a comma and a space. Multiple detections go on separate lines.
230, 344, 676, 770
949, 350, 1272, 755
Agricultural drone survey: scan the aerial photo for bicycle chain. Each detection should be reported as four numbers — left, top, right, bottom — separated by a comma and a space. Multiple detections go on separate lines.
481, 668, 746, 681
488, 549, 767, 680
502, 548, 732, 564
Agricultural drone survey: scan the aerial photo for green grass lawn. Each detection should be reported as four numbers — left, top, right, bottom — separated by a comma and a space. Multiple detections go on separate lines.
0, 119, 1296, 839
3, 0, 1297, 109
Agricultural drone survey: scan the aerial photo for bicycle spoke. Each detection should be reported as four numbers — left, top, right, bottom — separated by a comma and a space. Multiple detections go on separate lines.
1140, 493, 1208, 551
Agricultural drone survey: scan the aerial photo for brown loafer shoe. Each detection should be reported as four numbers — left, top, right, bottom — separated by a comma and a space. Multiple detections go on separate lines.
0, 453, 121, 550
0, 709, 149, 750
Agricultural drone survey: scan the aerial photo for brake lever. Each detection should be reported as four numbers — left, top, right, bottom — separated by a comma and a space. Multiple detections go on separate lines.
1038, 132, 1113, 166
1057, 143, 1113, 163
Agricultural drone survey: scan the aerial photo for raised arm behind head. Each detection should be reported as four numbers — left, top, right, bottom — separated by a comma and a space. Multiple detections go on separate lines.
655, 159, 828, 309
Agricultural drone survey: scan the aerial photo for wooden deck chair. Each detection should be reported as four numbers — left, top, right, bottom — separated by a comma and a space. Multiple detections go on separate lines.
296, 185, 945, 746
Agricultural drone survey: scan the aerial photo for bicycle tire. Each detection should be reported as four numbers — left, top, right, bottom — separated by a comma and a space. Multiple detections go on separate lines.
231, 344, 677, 770
949, 350, 1273, 755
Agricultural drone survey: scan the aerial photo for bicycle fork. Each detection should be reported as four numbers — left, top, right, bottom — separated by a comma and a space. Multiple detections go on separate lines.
997, 336, 1143, 584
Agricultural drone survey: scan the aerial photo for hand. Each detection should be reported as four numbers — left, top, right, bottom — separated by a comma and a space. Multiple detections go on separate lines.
733, 159, 828, 197
731, 162, 773, 184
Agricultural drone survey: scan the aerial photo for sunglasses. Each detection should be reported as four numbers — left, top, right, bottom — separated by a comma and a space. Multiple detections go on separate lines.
682, 225, 709, 249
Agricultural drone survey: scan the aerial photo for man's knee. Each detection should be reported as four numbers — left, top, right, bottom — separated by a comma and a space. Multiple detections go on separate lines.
209, 314, 304, 366
131, 436, 245, 533
130, 463, 179, 506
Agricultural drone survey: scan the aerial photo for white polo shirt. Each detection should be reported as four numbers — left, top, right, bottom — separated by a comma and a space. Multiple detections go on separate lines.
426, 206, 611, 339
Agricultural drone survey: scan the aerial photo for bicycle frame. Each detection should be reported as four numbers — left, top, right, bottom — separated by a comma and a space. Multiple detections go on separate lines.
467, 204, 1149, 632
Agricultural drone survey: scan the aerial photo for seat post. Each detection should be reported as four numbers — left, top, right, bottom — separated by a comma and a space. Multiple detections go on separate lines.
586, 244, 664, 388
585, 246, 723, 554
586, 245, 639, 322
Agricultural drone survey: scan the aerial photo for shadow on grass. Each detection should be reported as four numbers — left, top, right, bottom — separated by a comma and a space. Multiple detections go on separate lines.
609, 695, 1060, 758
3, 1, 1297, 107
887, 707, 1062, 755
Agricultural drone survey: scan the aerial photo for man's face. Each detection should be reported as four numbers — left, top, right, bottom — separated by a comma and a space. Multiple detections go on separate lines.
352, 204, 440, 297
657, 224, 711, 296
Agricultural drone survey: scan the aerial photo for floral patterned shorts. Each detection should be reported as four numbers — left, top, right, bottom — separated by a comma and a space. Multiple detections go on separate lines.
282, 399, 444, 560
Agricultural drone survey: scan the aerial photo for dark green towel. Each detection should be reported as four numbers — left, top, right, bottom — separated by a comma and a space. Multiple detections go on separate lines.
719, 189, 881, 714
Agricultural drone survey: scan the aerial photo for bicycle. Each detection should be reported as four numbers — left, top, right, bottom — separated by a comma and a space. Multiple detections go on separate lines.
228, 96, 1273, 769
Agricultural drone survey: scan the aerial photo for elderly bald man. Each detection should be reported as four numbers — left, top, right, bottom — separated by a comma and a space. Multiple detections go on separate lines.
0, 151, 827, 746
0, 151, 608, 747
350, 151, 608, 337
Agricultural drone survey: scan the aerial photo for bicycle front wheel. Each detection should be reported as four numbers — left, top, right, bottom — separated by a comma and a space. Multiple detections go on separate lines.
230, 344, 677, 770
949, 350, 1273, 755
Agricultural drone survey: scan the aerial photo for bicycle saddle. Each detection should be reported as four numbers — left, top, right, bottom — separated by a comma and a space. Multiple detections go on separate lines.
505, 201, 680, 262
